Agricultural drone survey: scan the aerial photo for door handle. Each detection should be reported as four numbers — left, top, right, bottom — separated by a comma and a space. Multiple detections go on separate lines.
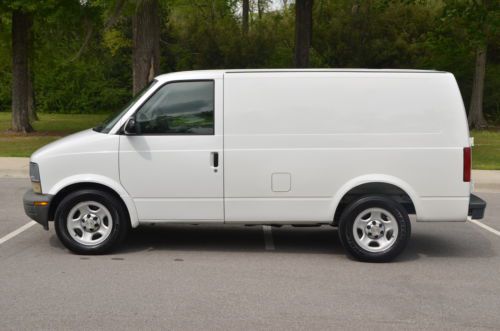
211, 152, 219, 171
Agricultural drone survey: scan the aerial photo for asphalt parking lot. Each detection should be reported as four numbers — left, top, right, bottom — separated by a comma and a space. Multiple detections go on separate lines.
1, 178, 499, 330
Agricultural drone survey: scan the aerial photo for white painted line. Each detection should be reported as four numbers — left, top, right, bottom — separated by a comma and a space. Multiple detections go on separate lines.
263, 225, 275, 250
0, 221, 37, 245
469, 218, 500, 237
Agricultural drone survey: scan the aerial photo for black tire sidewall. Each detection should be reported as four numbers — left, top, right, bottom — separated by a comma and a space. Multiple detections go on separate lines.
338, 195, 411, 262
54, 189, 129, 254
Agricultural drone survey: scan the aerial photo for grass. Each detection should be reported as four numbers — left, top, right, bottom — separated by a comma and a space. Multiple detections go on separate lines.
0, 112, 107, 157
470, 130, 500, 170
0, 112, 107, 133
0, 112, 499, 169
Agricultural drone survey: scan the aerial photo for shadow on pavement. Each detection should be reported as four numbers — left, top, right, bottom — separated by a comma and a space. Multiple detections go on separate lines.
93, 223, 496, 261
118, 224, 343, 255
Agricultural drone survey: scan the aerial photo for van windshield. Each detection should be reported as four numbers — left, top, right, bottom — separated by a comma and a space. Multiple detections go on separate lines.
93, 80, 157, 133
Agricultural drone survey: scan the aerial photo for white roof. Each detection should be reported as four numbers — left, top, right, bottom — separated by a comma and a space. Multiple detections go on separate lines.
155, 68, 446, 81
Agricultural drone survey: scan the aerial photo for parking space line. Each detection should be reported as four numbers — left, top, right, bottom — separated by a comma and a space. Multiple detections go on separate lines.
0, 221, 37, 245
469, 218, 500, 237
263, 225, 275, 250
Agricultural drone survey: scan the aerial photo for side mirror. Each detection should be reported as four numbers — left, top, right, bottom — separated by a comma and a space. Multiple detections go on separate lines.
124, 117, 137, 135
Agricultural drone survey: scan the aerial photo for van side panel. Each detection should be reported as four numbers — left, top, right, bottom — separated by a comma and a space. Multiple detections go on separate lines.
223, 72, 470, 223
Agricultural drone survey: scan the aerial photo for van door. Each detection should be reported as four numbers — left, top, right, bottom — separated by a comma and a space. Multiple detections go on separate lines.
119, 79, 224, 222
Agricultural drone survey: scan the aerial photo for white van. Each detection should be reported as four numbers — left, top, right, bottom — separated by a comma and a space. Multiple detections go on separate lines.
23, 69, 486, 261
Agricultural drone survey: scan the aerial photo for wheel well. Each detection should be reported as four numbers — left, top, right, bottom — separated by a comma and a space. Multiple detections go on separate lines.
48, 183, 130, 225
333, 182, 416, 226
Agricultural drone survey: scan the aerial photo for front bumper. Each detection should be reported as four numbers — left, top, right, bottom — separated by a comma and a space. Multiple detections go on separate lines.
468, 194, 486, 220
23, 190, 53, 230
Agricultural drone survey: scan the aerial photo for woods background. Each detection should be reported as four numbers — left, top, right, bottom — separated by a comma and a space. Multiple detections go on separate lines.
0, 0, 499, 133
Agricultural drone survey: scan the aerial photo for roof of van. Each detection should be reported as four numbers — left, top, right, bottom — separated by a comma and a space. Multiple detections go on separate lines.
155, 69, 447, 81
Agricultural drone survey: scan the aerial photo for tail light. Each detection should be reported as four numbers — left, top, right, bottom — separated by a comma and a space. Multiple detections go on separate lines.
463, 147, 471, 182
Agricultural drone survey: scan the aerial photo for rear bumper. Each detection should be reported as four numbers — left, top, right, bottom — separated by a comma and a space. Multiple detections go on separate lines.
468, 194, 486, 220
23, 190, 53, 230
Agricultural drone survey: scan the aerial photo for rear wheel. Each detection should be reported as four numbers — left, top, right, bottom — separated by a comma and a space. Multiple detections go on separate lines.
338, 195, 411, 262
54, 189, 129, 254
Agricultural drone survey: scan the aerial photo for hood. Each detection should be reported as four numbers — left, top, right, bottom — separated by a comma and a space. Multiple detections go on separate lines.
31, 129, 115, 163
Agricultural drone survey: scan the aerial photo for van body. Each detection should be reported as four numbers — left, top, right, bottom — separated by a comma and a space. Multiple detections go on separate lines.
23, 69, 486, 261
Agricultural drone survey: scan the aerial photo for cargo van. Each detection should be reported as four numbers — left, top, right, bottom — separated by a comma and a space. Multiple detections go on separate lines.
23, 69, 486, 262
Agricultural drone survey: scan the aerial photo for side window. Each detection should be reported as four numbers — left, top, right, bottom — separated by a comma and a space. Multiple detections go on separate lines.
135, 81, 214, 135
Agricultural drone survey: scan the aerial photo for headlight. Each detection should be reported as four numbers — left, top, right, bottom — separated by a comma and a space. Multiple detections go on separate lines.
29, 162, 42, 193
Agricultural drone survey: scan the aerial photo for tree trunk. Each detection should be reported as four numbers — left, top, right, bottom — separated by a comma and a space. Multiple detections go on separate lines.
28, 66, 37, 121
133, 0, 160, 95
294, 0, 313, 68
257, 0, 263, 19
28, 22, 38, 121
11, 10, 33, 133
69, 16, 94, 62
242, 0, 249, 35
468, 46, 488, 129
104, 0, 126, 31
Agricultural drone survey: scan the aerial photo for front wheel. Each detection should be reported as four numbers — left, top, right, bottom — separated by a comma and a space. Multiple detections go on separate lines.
54, 189, 130, 254
338, 195, 411, 262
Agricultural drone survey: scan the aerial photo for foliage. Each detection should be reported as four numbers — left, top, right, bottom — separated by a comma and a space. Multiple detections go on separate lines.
0, 0, 498, 122
0, 16, 11, 113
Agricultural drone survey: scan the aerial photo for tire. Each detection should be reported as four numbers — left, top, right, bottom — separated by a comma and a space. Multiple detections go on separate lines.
54, 189, 130, 254
338, 195, 411, 262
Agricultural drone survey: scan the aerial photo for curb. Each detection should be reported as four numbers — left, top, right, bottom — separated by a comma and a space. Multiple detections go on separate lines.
0, 157, 30, 179
472, 170, 500, 193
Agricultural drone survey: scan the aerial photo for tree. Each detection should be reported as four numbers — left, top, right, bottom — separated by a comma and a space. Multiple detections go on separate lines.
437, 0, 499, 129
255, 0, 271, 20
2, 0, 59, 131
28, 22, 37, 121
242, 0, 249, 35
465, 0, 498, 129
133, 0, 160, 95
257, 0, 264, 19
294, 0, 313, 68
11, 9, 33, 132
1, 0, 499, 126
469, 45, 487, 128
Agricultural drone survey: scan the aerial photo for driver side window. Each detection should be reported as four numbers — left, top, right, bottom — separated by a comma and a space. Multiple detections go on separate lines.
135, 80, 214, 135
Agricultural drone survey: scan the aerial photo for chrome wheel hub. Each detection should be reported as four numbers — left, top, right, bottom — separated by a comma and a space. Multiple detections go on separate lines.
352, 207, 399, 253
67, 201, 113, 246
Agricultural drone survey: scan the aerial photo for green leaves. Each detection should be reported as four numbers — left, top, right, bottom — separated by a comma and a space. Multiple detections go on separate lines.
0, 0, 498, 123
